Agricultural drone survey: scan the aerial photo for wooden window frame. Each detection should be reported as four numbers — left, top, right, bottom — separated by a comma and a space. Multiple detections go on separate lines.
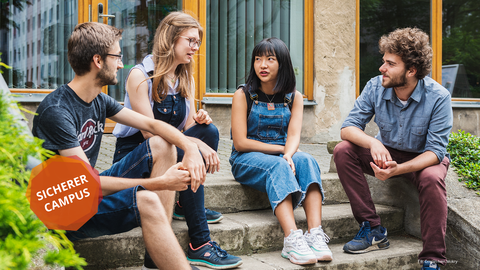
356, 0, 480, 102
184, 0, 315, 108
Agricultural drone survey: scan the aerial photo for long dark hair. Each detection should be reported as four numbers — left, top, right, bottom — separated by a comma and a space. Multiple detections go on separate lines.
244, 37, 296, 94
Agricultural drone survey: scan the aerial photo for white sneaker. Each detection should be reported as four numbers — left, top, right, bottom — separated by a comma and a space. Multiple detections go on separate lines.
305, 225, 333, 261
281, 229, 318, 265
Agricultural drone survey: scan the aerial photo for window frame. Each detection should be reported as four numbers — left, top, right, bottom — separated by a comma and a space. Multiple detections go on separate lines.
356, 0, 480, 103
184, 0, 314, 108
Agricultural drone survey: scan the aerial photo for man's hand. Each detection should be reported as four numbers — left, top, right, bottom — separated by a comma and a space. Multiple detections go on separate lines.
182, 145, 206, 193
193, 109, 213, 125
369, 139, 392, 169
160, 162, 192, 191
197, 140, 220, 174
370, 161, 398, 181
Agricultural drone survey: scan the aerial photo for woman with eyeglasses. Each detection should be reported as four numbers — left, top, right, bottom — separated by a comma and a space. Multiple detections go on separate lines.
112, 11, 242, 270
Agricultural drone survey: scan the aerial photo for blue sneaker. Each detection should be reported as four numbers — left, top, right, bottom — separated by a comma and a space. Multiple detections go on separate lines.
421, 260, 440, 270
343, 221, 390, 254
187, 241, 243, 269
173, 201, 224, 224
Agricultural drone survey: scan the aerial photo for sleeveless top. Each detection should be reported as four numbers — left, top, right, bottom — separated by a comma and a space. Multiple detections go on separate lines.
112, 55, 191, 138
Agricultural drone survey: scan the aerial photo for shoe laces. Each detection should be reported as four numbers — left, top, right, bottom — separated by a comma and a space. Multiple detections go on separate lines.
310, 227, 331, 244
353, 223, 371, 240
209, 241, 228, 257
287, 231, 311, 252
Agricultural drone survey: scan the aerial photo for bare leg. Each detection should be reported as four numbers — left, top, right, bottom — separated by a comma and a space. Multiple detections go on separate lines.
137, 190, 190, 270
149, 136, 177, 221
302, 184, 322, 232
138, 136, 189, 269
275, 195, 298, 237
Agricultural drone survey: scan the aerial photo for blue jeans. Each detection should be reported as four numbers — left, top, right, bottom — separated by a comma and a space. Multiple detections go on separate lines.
178, 123, 219, 246
230, 151, 324, 214
66, 139, 154, 241
111, 123, 219, 246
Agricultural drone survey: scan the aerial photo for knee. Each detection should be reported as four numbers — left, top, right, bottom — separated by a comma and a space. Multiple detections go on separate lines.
137, 190, 168, 220
418, 170, 446, 192
200, 124, 219, 148
149, 136, 176, 162
333, 140, 354, 160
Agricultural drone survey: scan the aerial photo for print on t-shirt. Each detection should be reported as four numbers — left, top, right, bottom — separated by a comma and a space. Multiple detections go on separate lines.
78, 119, 104, 152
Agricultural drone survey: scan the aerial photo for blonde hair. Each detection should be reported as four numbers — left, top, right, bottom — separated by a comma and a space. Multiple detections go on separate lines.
148, 11, 203, 102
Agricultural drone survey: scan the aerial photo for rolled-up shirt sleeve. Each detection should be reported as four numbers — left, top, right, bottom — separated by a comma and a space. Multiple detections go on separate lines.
425, 93, 453, 162
341, 79, 377, 131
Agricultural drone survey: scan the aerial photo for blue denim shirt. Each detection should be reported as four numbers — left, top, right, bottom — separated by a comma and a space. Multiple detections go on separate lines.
342, 75, 453, 162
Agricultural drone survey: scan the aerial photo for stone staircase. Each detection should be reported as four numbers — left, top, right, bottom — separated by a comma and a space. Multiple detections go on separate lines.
72, 138, 424, 270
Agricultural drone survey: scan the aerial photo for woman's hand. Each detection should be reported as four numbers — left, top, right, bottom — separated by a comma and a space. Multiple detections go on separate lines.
283, 154, 295, 175
197, 140, 221, 174
193, 109, 213, 125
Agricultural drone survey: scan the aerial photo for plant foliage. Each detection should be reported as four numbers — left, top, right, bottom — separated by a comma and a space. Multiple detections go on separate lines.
0, 92, 86, 269
447, 130, 480, 193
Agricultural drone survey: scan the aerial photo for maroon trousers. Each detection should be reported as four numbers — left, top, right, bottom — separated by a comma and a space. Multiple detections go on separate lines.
333, 141, 449, 263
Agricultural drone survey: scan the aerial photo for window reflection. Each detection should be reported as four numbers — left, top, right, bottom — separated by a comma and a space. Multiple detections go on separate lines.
360, 0, 430, 92
442, 0, 480, 98
0, 0, 78, 89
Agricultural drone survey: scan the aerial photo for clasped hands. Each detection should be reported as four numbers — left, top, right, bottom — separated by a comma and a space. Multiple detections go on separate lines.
369, 141, 399, 181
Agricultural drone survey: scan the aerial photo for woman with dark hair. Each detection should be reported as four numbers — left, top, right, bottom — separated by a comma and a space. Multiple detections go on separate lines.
230, 37, 332, 265
112, 11, 242, 270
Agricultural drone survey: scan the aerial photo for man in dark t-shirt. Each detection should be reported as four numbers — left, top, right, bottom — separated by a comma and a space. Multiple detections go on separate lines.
32, 22, 205, 270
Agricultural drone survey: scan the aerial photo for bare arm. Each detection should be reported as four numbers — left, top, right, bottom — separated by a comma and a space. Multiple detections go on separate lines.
341, 127, 439, 180
126, 68, 156, 140
58, 147, 191, 196
341, 126, 392, 169
282, 91, 303, 174
110, 108, 205, 192
231, 89, 284, 154
370, 151, 439, 181
121, 70, 206, 191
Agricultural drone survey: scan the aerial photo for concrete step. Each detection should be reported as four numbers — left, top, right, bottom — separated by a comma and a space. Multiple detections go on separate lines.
73, 204, 404, 269
203, 173, 349, 213
110, 236, 423, 270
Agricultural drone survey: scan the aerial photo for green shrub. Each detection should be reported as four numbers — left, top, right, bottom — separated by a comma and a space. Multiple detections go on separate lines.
447, 130, 480, 193
0, 92, 86, 269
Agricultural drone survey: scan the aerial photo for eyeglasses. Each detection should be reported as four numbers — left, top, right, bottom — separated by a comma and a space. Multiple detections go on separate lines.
179, 36, 201, 48
106, 53, 123, 62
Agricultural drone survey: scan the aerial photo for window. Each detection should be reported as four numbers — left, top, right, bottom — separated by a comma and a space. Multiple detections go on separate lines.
27, 19, 30, 32
442, 0, 480, 99
359, 0, 431, 92
205, 0, 304, 94
185, 0, 314, 103
1, 1, 77, 89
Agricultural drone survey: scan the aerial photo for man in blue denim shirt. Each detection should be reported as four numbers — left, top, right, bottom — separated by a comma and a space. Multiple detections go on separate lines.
333, 28, 452, 270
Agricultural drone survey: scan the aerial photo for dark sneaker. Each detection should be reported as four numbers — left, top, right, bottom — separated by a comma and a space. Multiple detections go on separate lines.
343, 221, 390, 254
141, 249, 201, 270
173, 201, 224, 224
421, 260, 441, 270
187, 241, 243, 269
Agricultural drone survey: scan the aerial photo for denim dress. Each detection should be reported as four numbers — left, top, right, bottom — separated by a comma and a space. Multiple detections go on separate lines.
230, 91, 324, 214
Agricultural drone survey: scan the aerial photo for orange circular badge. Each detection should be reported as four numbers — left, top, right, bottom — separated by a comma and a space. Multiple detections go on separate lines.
26, 155, 102, 231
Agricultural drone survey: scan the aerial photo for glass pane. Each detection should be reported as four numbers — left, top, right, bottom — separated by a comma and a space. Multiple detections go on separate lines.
206, 0, 304, 94
360, 0, 431, 91
0, 0, 78, 89
107, 0, 182, 101
442, 0, 480, 98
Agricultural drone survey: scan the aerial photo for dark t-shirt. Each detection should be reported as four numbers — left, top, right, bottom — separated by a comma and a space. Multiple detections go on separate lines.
32, 84, 123, 167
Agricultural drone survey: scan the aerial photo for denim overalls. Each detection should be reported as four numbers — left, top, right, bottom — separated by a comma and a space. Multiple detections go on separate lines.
229, 90, 324, 213
111, 65, 220, 247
